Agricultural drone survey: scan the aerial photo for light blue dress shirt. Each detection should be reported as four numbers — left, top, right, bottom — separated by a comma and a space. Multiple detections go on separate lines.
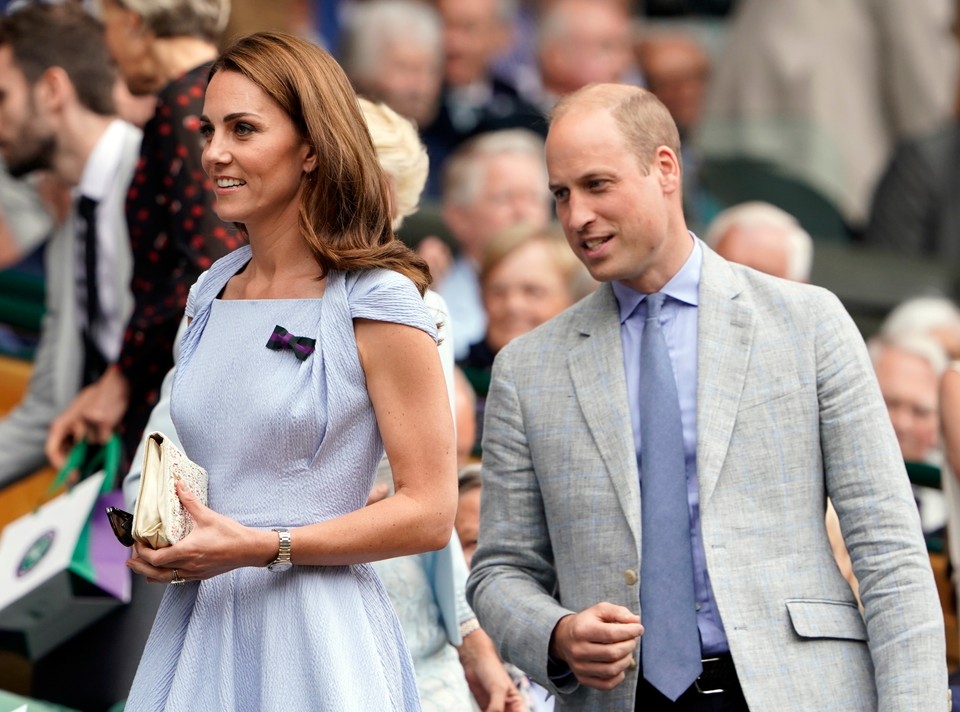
611, 235, 729, 656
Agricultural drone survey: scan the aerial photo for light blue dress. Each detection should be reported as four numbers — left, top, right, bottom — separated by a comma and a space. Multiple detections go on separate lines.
125, 246, 435, 711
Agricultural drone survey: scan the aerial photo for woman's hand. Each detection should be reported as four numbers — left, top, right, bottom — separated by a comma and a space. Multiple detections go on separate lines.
127, 479, 275, 584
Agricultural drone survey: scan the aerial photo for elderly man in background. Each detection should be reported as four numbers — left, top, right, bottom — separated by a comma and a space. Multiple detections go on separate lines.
704, 201, 814, 282
421, 129, 552, 358
340, 0, 444, 131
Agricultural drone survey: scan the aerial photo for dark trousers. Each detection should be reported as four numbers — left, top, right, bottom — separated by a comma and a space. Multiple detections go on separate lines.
636, 656, 749, 711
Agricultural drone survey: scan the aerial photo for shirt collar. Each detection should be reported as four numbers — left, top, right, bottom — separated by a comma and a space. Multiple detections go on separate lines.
75, 119, 130, 203
612, 233, 702, 324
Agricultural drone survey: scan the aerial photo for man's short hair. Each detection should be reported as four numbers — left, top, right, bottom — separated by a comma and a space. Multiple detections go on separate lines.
551, 84, 681, 174
340, 0, 442, 84
441, 128, 547, 207
704, 201, 814, 282
0, 3, 116, 116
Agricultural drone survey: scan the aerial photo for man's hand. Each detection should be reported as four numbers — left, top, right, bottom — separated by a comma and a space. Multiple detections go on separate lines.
549, 602, 642, 691
45, 366, 130, 466
458, 626, 528, 712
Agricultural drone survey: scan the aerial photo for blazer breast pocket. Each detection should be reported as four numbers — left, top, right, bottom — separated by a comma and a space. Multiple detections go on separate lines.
785, 598, 867, 642
738, 377, 805, 414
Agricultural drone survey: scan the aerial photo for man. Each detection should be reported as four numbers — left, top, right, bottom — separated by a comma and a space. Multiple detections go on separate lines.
535, 0, 635, 110
467, 83, 947, 710
0, 3, 140, 485
427, 128, 551, 358
340, 0, 445, 130
421, 0, 546, 196
704, 201, 814, 282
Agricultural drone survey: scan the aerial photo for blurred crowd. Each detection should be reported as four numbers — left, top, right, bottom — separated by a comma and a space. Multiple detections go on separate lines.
2, 0, 960, 709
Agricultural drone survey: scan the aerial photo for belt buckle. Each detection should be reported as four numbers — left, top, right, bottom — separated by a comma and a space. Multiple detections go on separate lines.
694, 657, 724, 695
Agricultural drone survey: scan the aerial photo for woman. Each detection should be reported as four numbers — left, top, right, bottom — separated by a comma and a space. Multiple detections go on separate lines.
47, 0, 240, 465
458, 224, 591, 454
124, 33, 457, 711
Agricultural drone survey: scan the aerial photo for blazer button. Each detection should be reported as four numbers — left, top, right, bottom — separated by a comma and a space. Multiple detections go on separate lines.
624, 569, 639, 585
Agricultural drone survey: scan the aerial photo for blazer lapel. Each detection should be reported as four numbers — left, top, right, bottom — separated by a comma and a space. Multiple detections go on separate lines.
696, 246, 755, 508
567, 284, 641, 543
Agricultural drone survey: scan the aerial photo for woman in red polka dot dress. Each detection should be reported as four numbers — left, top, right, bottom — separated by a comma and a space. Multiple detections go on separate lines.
46, 0, 241, 467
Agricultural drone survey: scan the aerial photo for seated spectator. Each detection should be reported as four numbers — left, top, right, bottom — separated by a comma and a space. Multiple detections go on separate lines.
423, 129, 552, 358
458, 224, 592, 454
533, 0, 635, 111
635, 30, 717, 230
869, 332, 948, 534
340, 0, 444, 130
420, 0, 547, 197
881, 296, 960, 362
704, 201, 814, 282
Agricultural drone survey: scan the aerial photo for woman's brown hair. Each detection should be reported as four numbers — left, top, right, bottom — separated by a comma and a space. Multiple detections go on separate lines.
210, 32, 430, 293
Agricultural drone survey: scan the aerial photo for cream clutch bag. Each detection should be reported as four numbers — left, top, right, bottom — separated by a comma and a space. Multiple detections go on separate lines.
132, 431, 208, 549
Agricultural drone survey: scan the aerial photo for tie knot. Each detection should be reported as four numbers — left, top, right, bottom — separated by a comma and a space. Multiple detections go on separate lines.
645, 292, 667, 321
77, 195, 97, 220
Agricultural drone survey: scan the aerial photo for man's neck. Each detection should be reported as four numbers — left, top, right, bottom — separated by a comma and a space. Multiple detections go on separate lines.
54, 111, 116, 187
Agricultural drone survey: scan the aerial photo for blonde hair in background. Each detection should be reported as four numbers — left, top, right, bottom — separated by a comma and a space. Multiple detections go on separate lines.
358, 98, 429, 231
106, 0, 230, 41
480, 223, 595, 303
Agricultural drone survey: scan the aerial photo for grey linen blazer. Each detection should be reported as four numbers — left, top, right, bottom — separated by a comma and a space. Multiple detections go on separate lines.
467, 244, 947, 711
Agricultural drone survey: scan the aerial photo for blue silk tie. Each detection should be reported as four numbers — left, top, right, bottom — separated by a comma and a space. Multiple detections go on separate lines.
638, 293, 702, 701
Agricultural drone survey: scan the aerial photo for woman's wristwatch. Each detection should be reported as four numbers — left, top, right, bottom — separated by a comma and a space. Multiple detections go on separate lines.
267, 528, 292, 572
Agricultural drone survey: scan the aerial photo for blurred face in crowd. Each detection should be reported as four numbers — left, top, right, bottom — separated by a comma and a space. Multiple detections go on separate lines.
456, 485, 481, 567
713, 225, 791, 280
100, 0, 161, 96
0, 46, 55, 177
873, 344, 940, 462
365, 40, 443, 127
200, 70, 316, 236
539, 0, 632, 96
445, 152, 551, 262
483, 239, 574, 351
636, 35, 709, 135
436, 0, 508, 87
548, 106, 685, 293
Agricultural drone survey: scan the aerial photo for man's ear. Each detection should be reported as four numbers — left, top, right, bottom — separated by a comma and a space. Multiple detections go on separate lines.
654, 145, 682, 194
34, 66, 72, 113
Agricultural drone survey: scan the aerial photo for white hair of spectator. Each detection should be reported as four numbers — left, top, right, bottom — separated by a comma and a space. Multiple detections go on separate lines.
441, 129, 548, 207
358, 98, 429, 231
868, 332, 949, 380
340, 0, 443, 83
881, 296, 960, 346
704, 201, 814, 282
